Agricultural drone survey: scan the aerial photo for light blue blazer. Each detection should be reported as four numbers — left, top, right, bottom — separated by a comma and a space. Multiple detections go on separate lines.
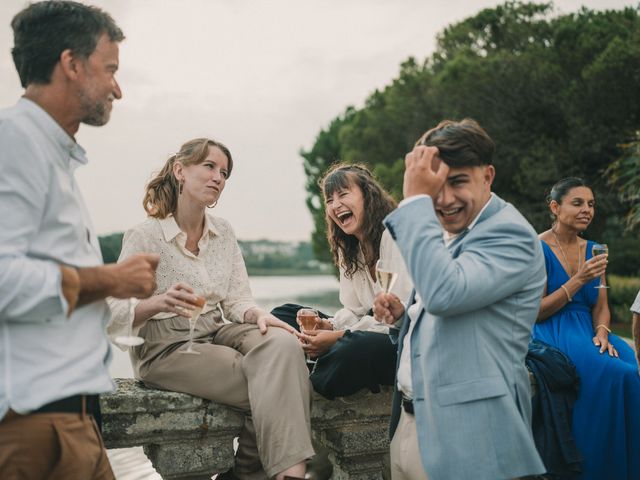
384, 194, 547, 480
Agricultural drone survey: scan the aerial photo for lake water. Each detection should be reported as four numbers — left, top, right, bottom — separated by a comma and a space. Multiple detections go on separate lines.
107, 275, 340, 479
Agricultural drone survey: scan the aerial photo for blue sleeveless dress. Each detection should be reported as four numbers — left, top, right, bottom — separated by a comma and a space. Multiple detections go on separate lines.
533, 240, 640, 480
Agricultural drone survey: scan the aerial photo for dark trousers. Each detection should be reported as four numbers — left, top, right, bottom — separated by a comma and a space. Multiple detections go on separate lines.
271, 303, 397, 399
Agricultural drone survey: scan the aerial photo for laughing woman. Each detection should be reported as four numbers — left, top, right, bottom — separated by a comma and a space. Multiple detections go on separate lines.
272, 163, 412, 399
533, 177, 640, 480
107, 138, 313, 480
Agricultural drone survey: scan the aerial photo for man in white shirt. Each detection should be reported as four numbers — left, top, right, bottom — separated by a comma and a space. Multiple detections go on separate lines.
374, 119, 546, 480
0, 2, 158, 478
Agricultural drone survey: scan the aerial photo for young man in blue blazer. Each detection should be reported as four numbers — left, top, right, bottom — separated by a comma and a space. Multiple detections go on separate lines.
374, 119, 546, 480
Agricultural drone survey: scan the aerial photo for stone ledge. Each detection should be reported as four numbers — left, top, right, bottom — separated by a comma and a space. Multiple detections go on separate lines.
102, 379, 392, 479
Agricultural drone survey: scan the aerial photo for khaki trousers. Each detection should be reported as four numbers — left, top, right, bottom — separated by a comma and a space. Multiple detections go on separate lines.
390, 409, 429, 480
0, 411, 115, 480
141, 323, 314, 479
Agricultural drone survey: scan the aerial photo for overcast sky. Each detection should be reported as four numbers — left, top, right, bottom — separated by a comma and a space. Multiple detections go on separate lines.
0, 0, 634, 241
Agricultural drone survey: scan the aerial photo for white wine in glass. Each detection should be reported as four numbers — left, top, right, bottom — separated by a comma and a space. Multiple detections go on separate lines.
376, 259, 398, 294
115, 298, 145, 347
591, 243, 609, 289
180, 294, 206, 355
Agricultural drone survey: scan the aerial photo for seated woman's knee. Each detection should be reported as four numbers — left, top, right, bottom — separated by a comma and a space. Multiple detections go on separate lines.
267, 327, 302, 355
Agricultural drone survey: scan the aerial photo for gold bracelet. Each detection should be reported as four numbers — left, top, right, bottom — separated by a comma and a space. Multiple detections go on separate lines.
560, 284, 572, 302
595, 324, 611, 333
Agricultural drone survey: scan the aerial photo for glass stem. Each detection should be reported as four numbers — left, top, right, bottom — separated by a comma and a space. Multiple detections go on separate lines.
188, 320, 196, 348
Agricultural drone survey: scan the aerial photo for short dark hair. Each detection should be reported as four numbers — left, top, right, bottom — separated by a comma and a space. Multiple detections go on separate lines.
417, 118, 495, 167
11, 1, 124, 87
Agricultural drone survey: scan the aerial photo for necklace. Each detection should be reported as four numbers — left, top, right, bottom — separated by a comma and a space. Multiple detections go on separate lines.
552, 228, 581, 276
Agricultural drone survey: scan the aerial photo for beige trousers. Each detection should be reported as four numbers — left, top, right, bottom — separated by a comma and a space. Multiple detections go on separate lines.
0, 411, 115, 480
140, 322, 314, 479
390, 409, 429, 480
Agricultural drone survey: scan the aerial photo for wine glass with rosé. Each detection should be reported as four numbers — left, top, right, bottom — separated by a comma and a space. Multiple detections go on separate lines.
180, 293, 207, 355
297, 308, 319, 365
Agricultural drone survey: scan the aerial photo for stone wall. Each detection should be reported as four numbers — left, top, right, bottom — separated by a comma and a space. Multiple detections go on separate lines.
101, 379, 393, 480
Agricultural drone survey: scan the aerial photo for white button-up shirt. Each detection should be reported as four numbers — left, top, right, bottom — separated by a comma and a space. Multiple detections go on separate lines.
107, 214, 258, 345
331, 230, 413, 333
0, 98, 114, 420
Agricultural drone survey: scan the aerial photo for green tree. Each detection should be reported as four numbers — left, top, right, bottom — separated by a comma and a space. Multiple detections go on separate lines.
302, 2, 640, 274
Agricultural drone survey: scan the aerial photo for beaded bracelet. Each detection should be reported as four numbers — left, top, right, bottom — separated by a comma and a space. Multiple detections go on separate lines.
560, 284, 572, 302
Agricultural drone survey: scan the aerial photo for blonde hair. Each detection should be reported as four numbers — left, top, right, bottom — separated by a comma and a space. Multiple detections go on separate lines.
143, 138, 233, 218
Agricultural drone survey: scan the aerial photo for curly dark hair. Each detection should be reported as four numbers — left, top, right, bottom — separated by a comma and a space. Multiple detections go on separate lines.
320, 163, 397, 279
11, 1, 124, 87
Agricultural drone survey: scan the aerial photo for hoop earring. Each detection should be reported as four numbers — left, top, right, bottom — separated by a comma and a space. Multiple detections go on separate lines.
207, 201, 217, 209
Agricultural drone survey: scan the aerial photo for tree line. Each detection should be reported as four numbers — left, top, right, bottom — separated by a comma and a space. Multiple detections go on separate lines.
301, 1, 640, 277
98, 233, 330, 275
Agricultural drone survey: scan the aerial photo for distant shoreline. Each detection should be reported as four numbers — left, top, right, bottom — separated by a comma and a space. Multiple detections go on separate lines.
248, 269, 334, 277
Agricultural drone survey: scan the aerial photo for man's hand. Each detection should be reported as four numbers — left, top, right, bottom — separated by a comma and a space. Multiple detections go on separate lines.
106, 253, 160, 298
75, 253, 159, 307
373, 292, 405, 325
299, 330, 343, 358
403, 145, 450, 199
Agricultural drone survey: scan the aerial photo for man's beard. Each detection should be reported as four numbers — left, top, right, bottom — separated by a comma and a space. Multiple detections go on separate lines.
78, 90, 111, 126
81, 101, 110, 126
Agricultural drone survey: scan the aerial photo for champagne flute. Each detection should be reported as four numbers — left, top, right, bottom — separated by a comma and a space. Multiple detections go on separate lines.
297, 308, 319, 365
180, 293, 207, 355
591, 243, 609, 289
115, 298, 145, 347
375, 259, 398, 294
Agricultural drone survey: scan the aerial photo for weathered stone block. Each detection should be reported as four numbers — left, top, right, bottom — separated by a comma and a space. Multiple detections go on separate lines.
102, 379, 393, 479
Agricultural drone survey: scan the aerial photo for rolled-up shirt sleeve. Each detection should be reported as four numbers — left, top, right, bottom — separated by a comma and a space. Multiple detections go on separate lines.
0, 122, 66, 322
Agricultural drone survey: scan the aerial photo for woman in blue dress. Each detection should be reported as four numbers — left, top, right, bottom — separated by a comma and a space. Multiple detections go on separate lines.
533, 177, 640, 480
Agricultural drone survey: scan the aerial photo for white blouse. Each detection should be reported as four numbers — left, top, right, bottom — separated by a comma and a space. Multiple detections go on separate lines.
107, 214, 257, 347
331, 229, 413, 334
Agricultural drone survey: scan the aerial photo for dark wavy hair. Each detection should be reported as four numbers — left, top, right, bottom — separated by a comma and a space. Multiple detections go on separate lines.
143, 138, 233, 219
11, 1, 124, 87
320, 163, 397, 278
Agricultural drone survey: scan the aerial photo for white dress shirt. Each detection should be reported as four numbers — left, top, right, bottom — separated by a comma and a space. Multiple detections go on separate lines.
107, 214, 258, 346
0, 98, 114, 420
331, 230, 413, 333
396, 193, 494, 397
